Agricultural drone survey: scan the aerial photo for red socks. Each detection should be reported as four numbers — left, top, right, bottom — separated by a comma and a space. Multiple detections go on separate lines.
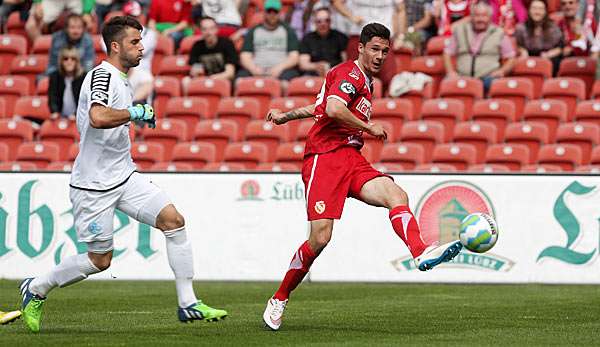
273, 241, 317, 301
389, 205, 427, 258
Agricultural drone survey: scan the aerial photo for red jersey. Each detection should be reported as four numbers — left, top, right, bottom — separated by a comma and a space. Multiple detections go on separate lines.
305, 60, 373, 156
149, 0, 192, 24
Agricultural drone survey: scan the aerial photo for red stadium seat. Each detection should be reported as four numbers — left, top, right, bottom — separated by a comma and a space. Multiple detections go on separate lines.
157, 55, 190, 79
438, 77, 483, 118
555, 122, 599, 163
171, 141, 216, 169
471, 99, 516, 140
9, 55, 48, 94
201, 162, 246, 171
425, 35, 450, 56
45, 161, 73, 171
216, 97, 261, 138
363, 120, 393, 162
16, 141, 60, 168
178, 35, 201, 55
541, 78, 586, 120
0, 35, 27, 74
537, 144, 582, 171
393, 46, 413, 72
0, 142, 8, 162
0, 75, 29, 116
413, 163, 457, 173
235, 77, 282, 117
268, 97, 311, 140
372, 162, 409, 173
0, 118, 33, 160
255, 162, 300, 172
295, 118, 314, 141
522, 99, 567, 140
485, 143, 530, 170
398, 120, 445, 161
141, 118, 188, 161
431, 143, 477, 170
186, 77, 231, 118
223, 141, 269, 169
371, 98, 413, 139
504, 122, 549, 162
373, 78, 383, 98
165, 97, 209, 138
245, 120, 289, 161
67, 143, 78, 161
511, 57, 552, 98
521, 164, 563, 173
379, 142, 425, 169
591, 146, 600, 165
6, 12, 26, 38
592, 79, 600, 99
410, 56, 445, 96
31, 35, 52, 54
0, 97, 7, 118
558, 57, 595, 98
467, 163, 512, 173
397, 82, 433, 120
574, 165, 600, 173
153, 76, 181, 117
488, 77, 534, 119
14, 96, 50, 123
39, 119, 79, 160
0, 161, 38, 171
275, 142, 305, 167
452, 121, 497, 163
287, 76, 323, 100
131, 142, 165, 170
192, 119, 239, 161
36, 76, 49, 95
150, 161, 195, 172
151, 34, 175, 75
420, 98, 465, 141
573, 100, 600, 127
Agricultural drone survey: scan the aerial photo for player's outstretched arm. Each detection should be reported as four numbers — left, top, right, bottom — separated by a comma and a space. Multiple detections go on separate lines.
266, 104, 316, 125
90, 103, 156, 129
326, 98, 387, 140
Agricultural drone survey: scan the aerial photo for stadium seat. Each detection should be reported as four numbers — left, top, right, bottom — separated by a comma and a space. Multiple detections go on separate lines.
165, 97, 209, 139
413, 163, 458, 173
425, 35, 450, 56
0, 35, 27, 74
0, 97, 7, 118
484, 143, 530, 171
398, 120, 445, 161
410, 56, 445, 96
14, 96, 50, 123
216, 97, 261, 139
192, 119, 239, 161
522, 99, 567, 140
555, 122, 599, 163
45, 161, 73, 171
294, 118, 314, 141
275, 142, 305, 167
9, 55, 48, 94
39, 119, 79, 160
431, 143, 477, 170
31, 35, 52, 54
573, 100, 600, 127
504, 122, 549, 163
235, 77, 282, 117
393, 46, 413, 72
36, 76, 49, 95
363, 120, 393, 162
151, 34, 175, 75
488, 77, 534, 119
371, 98, 413, 139
397, 82, 433, 120
379, 142, 425, 169
521, 164, 563, 173
372, 162, 408, 173
438, 77, 483, 118
467, 163, 512, 173
574, 165, 600, 173
372, 78, 383, 98
254, 162, 300, 172
557, 57, 595, 98
171, 141, 216, 169
67, 143, 78, 161
178, 35, 201, 55
153, 76, 181, 118
0, 118, 33, 160
268, 97, 311, 140
6, 12, 26, 38
592, 79, 600, 99
186, 77, 231, 118
150, 161, 195, 172
541, 78, 586, 120
200, 162, 246, 171
287, 76, 323, 101
452, 121, 497, 163
223, 141, 269, 169
157, 55, 190, 79
0, 142, 8, 161
537, 144, 582, 171
141, 118, 188, 161
591, 146, 600, 165
471, 99, 515, 140
0, 75, 29, 116
420, 98, 465, 141
16, 141, 60, 168
245, 120, 289, 161
131, 142, 165, 170
0, 161, 38, 171
511, 57, 552, 98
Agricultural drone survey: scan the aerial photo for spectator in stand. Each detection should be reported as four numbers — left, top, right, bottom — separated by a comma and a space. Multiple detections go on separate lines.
515, 0, 563, 75
48, 46, 85, 120
25, 0, 84, 41
489, 0, 527, 35
148, 0, 194, 49
399, 0, 437, 50
434, 0, 472, 36
559, 0, 596, 57
46, 13, 95, 75
0, 0, 31, 32
197, 0, 244, 38
238, 0, 300, 81
188, 16, 237, 80
299, 7, 348, 76
444, 1, 516, 92
287, 0, 318, 39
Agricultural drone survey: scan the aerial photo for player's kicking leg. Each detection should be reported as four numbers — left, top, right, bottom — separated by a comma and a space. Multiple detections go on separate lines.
0, 310, 22, 325
263, 219, 332, 330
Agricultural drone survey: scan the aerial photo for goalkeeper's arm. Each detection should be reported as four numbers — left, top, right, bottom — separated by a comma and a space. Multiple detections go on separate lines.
89, 103, 155, 129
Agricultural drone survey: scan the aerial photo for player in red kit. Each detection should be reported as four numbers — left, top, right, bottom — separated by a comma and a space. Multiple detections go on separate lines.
262, 23, 463, 331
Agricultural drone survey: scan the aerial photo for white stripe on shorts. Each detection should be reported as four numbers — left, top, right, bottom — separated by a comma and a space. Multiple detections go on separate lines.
305, 154, 319, 203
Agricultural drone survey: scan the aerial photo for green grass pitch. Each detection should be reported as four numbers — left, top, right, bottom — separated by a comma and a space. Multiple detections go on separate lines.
2, 280, 600, 346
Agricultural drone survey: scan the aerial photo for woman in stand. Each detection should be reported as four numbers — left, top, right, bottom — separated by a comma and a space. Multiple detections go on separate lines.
48, 46, 86, 120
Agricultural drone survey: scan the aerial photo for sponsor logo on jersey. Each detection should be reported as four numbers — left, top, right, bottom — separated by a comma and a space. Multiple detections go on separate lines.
314, 201, 326, 214
90, 68, 111, 105
356, 96, 372, 119
339, 80, 356, 94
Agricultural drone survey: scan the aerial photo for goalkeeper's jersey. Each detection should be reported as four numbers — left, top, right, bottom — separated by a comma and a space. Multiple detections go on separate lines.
70, 61, 137, 191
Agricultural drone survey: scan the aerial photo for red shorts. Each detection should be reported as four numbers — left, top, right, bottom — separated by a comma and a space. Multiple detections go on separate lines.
302, 146, 390, 221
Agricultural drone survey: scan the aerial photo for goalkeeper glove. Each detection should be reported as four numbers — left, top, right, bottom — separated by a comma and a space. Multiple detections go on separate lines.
127, 104, 156, 129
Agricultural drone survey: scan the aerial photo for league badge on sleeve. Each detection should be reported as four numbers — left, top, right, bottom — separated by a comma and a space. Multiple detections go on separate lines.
339, 80, 356, 95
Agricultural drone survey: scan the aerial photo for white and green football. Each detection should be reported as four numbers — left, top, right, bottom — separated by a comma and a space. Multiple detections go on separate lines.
459, 213, 498, 253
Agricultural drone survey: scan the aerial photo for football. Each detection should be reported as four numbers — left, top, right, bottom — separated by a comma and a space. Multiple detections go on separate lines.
459, 213, 499, 253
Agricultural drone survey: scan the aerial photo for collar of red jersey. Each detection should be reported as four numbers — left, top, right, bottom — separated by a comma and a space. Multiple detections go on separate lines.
353, 60, 371, 92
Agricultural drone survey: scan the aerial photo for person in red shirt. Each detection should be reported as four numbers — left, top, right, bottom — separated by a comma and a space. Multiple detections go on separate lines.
148, 0, 193, 48
261, 23, 463, 331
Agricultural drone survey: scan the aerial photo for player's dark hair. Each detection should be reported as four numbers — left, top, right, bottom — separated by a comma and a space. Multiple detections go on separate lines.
197, 16, 217, 26
102, 15, 143, 55
359, 23, 390, 44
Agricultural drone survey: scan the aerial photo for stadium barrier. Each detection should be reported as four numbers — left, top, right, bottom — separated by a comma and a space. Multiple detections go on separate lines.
0, 173, 599, 284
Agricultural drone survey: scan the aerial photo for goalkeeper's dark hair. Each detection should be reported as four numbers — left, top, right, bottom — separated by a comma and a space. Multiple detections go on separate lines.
359, 23, 390, 45
102, 15, 143, 55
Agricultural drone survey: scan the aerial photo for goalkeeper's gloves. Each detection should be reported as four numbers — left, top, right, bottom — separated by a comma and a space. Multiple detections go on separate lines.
127, 104, 156, 129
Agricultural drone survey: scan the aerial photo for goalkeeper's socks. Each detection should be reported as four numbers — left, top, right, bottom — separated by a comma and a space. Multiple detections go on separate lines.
389, 205, 427, 258
164, 227, 198, 308
273, 240, 316, 301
